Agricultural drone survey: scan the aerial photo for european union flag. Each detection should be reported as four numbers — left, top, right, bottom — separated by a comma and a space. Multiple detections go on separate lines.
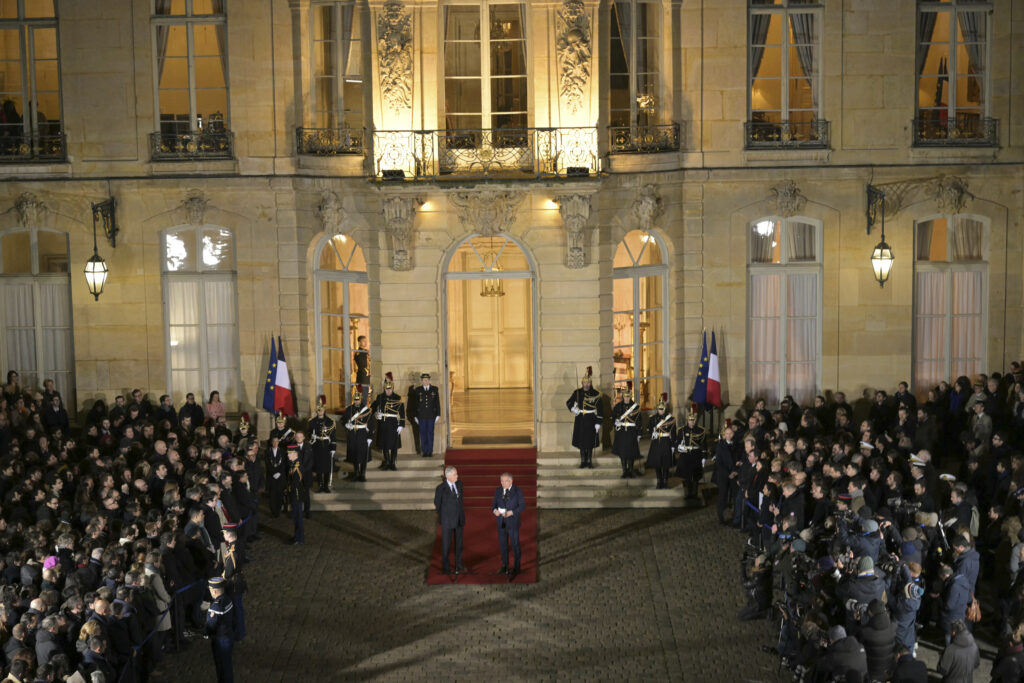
691, 330, 709, 405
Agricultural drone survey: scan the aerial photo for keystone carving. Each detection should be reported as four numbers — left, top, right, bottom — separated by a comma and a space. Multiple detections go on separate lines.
14, 193, 45, 227
317, 189, 345, 235
631, 185, 662, 231
382, 195, 418, 271
771, 180, 807, 218
182, 191, 209, 225
450, 191, 525, 237
556, 194, 591, 269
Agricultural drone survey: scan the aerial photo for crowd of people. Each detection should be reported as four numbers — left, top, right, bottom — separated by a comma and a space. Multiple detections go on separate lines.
713, 364, 1024, 682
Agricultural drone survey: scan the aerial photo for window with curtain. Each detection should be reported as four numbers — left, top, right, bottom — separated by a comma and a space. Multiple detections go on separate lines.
748, 0, 823, 145
613, 230, 667, 411
913, 215, 986, 394
609, 0, 660, 130
915, 0, 992, 143
748, 217, 820, 405
443, 2, 527, 132
314, 234, 368, 413
311, 1, 363, 131
0, 226, 74, 407
0, 0, 63, 158
153, 0, 228, 134
162, 225, 239, 408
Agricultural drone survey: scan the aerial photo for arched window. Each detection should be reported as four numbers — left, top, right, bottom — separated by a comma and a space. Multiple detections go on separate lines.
314, 234, 368, 412
613, 229, 667, 411
162, 225, 239, 407
0, 226, 74, 403
747, 217, 821, 405
913, 214, 987, 393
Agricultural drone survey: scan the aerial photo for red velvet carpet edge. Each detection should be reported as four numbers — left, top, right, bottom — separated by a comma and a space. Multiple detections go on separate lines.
427, 448, 538, 585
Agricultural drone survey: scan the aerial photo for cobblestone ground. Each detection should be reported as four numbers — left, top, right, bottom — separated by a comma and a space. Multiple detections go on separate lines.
150, 506, 989, 682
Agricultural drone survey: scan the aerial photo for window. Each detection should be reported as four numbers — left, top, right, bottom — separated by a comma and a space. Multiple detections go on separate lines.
310, 2, 363, 131
609, 1, 660, 131
0, 226, 74, 405
0, 0, 64, 161
162, 225, 239, 407
747, 218, 821, 405
443, 2, 527, 132
747, 0, 825, 147
314, 234, 368, 412
913, 215, 986, 393
613, 230, 667, 411
915, 0, 994, 144
152, 0, 228, 137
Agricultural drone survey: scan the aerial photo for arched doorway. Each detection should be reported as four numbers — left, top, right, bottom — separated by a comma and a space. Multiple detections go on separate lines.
444, 233, 535, 447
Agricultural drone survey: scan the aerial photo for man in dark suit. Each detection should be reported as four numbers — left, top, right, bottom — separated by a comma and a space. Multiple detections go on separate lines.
434, 466, 465, 574
413, 373, 441, 457
492, 472, 525, 580
294, 431, 313, 519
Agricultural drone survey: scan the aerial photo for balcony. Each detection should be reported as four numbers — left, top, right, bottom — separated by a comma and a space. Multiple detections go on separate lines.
372, 127, 600, 181
744, 119, 830, 150
296, 127, 364, 156
608, 123, 681, 154
912, 115, 998, 147
149, 130, 233, 161
0, 131, 66, 163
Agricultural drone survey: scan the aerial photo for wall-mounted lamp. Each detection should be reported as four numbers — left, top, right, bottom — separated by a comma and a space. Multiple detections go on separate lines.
866, 184, 893, 287
92, 197, 118, 247
85, 198, 115, 300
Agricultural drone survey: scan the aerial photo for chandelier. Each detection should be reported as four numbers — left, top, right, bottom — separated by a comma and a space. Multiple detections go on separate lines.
480, 237, 505, 297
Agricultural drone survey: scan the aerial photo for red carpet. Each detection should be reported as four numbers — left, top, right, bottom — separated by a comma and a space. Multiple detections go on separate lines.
427, 448, 538, 585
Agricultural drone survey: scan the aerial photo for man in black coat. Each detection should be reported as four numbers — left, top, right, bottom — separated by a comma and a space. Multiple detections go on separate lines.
491, 472, 526, 580
713, 424, 740, 524
893, 646, 928, 683
264, 436, 287, 517
293, 431, 314, 519
815, 625, 868, 683
566, 367, 602, 468
434, 466, 466, 574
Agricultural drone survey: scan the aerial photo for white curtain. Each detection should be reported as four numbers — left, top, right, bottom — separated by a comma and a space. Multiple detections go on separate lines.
2, 281, 38, 391
786, 273, 817, 405
914, 271, 947, 392
38, 281, 73, 402
953, 217, 984, 261
749, 273, 780, 404
166, 276, 238, 406
951, 270, 983, 378
787, 221, 816, 262
750, 221, 777, 263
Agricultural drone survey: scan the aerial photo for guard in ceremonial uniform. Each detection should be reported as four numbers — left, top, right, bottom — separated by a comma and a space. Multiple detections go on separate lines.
343, 384, 374, 481
412, 373, 441, 457
675, 405, 707, 501
372, 372, 405, 471
645, 394, 676, 489
233, 412, 256, 452
612, 382, 643, 478
566, 366, 602, 469
269, 412, 294, 447
264, 436, 287, 517
285, 445, 308, 543
205, 576, 236, 683
354, 335, 370, 384
308, 395, 337, 492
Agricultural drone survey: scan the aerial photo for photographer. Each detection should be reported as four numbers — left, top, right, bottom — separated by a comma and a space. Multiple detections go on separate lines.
739, 548, 772, 621
836, 556, 886, 631
890, 561, 925, 654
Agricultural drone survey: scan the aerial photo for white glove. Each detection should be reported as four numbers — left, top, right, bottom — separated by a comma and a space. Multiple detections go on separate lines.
676, 443, 685, 452
614, 420, 622, 428
571, 406, 581, 415
397, 426, 403, 434
594, 424, 600, 433
375, 411, 383, 420
330, 450, 335, 458
434, 416, 439, 422
272, 473, 281, 480
701, 458, 706, 468
366, 439, 372, 446
345, 422, 354, 430
413, 417, 419, 424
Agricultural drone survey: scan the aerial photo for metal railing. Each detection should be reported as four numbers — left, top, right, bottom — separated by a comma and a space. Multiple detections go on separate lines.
296, 127, 364, 155
912, 116, 998, 147
372, 126, 600, 180
744, 119, 830, 149
0, 131, 66, 162
149, 130, 234, 161
608, 123, 681, 154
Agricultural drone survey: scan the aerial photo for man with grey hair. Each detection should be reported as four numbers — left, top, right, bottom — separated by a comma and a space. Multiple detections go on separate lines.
434, 466, 465, 574
492, 472, 525, 580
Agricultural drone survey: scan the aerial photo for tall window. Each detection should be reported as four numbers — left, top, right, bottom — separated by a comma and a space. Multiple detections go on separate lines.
162, 225, 239, 407
0, 0, 63, 159
443, 2, 527, 131
748, 217, 820, 405
314, 234, 368, 412
613, 230, 667, 411
310, 1, 363, 131
609, 0, 660, 130
913, 215, 986, 393
748, 0, 824, 146
915, 0, 992, 143
153, 0, 228, 135
0, 226, 73, 405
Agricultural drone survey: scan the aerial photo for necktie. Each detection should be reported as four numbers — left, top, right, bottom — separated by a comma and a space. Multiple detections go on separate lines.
450, 484, 456, 495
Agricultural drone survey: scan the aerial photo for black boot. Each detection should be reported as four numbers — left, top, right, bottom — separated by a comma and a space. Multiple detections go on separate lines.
620, 462, 629, 479
358, 463, 367, 482
579, 451, 587, 469
390, 453, 398, 471
377, 456, 387, 470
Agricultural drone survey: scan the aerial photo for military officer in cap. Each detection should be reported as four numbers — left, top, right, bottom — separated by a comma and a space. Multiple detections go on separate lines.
645, 393, 676, 489
612, 382, 643, 478
205, 576, 236, 683
308, 395, 337, 492
269, 411, 294, 447
566, 366, 602, 468
372, 372, 405, 470
412, 372, 441, 457
343, 384, 375, 481
675, 405, 707, 500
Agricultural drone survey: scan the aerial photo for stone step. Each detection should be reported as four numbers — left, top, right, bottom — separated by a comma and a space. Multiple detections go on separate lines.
537, 498, 707, 509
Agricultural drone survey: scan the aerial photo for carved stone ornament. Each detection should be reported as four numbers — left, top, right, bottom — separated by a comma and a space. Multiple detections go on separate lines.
930, 175, 971, 214
450, 191, 525, 237
376, 0, 413, 115
771, 180, 807, 218
14, 192, 45, 227
317, 189, 345, 235
382, 195, 418, 271
631, 185, 662, 231
556, 194, 591, 269
556, 0, 592, 115
182, 192, 209, 225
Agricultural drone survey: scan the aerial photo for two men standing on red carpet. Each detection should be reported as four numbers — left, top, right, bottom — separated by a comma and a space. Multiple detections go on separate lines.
434, 466, 466, 574
492, 472, 525, 581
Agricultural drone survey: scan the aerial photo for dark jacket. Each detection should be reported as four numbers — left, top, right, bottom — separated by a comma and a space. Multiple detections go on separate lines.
816, 635, 868, 682
937, 628, 980, 682
939, 574, 971, 632
860, 609, 896, 681
491, 484, 526, 532
434, 480, 465, 530
991, 642, 1024, 682
892, 653, 928, 683
34, 628, 65, 667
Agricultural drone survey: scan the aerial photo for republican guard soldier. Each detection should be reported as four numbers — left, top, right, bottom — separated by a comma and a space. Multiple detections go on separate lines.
566, 366, 602, 469
645, 394, 676, 489
343, 384, 374, 482
675, 404, 708, 501
308, 395, 336, 492
372, 372, 405, 470
612, 382, 643, 478
269, 412, 294, 447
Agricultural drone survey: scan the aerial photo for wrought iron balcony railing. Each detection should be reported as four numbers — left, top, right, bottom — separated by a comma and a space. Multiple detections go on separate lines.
372, 127, 600, 181
149, 131, 233, 161
744, 119, 830, 149
608, 123, 681, 154
296, 127, 364, 155
912, 116, 998, 147
0, 131, 66, 162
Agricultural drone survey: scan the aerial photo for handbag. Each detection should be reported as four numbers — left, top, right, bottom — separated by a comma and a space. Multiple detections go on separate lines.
966, 595, 981, 623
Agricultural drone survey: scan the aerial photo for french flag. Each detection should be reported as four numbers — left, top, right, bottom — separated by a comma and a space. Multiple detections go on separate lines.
274, 336, 295, 416
707, 331, 722, 408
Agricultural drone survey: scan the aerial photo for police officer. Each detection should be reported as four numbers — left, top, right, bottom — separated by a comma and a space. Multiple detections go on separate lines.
675, 405, 707, 501
308, 395, 336, 492
344, 384, 374, 482
412, 373, 441, 458
205, 576, 236, 683
612, 382, 642, 478
566, 366, 602, 469
372, 372, 405, 471
645, 394, 676, 489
